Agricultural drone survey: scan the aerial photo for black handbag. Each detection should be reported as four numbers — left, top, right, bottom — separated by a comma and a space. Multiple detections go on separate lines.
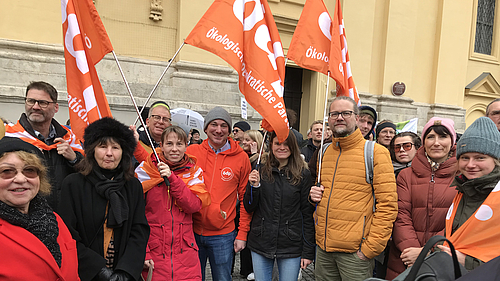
365, 235, 468, 281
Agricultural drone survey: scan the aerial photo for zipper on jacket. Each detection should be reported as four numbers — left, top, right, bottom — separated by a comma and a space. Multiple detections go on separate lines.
202, 153, 218, 235
161, 224, 165, 259
430, 173, 435, 183
324, 142, 342, 250
171, 208, 174, 280
261, 217, 265, 237
359, 216, 366, 248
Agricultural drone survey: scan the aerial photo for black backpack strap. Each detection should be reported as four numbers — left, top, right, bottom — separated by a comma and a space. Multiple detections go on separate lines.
404, 235, 464, 281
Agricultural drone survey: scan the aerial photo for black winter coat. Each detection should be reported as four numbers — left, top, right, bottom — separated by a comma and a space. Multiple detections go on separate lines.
18, 114, 83, 211
59, 172, 150, 281
243, 167, 315, 260
300, 139, 318, 163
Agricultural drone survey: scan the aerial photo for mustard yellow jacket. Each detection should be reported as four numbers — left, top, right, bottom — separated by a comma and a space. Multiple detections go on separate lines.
315, 129, 397, 259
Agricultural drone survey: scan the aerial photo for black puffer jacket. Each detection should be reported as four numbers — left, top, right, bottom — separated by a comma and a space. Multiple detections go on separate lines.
244, 167, 315, 260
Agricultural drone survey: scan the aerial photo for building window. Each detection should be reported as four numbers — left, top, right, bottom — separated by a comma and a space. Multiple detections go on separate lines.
475, 0, 496, 55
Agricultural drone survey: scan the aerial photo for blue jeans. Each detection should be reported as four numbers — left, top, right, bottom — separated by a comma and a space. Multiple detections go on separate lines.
195, 230, 236, 281
251, 251, 301, 281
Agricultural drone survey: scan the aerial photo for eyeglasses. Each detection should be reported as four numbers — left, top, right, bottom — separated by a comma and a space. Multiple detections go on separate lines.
233, 128, 241, 134
150, 115, 171, 123
393, 142, 414, 152
0, 166, 40, 179
25, 98, 56, 109
328, 111, 354, 119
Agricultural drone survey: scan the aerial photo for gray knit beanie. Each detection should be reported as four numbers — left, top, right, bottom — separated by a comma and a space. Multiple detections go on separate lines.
204, 106, 232, 130
456, 117, 500, 159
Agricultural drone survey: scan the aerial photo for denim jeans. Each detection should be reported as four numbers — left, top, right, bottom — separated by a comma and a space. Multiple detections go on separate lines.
195, 230, 237, 281
251, 251, 301, 281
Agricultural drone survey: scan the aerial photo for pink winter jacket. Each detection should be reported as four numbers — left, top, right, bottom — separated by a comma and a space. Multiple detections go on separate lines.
141, 154, 210, 281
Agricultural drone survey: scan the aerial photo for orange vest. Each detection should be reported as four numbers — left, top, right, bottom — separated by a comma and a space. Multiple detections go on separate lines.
445, 180, 500, 262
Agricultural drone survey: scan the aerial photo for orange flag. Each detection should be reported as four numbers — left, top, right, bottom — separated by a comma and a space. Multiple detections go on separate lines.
328, 0, 360, 105
185, 0, 289, 142
62, 0, 113, 140
288, 0, 332, 76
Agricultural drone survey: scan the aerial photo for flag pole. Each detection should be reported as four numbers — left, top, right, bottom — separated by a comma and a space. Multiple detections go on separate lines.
256, 130, 268, 169
111, 51, 170, 186
316, 72, 331, 186
133, 42, 186, 125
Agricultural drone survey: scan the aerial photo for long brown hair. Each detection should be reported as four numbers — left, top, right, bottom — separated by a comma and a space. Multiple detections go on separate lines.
260, 130, 307, 185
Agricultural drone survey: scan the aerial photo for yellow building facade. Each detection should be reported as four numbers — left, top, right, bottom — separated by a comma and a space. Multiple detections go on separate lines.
0, 0, 498, 134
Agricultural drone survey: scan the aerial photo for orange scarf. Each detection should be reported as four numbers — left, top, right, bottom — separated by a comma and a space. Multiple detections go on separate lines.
5, 121, 84, 154
134, 150, 210, 209
445, 180, 500, 262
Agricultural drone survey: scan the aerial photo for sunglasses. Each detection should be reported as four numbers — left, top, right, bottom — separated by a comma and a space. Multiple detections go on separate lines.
233, 128, 241, 133
0, 166, 40, 180
393, 142, 414, 152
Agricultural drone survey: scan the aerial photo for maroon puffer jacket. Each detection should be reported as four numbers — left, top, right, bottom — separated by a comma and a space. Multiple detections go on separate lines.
386, 146, 458, 280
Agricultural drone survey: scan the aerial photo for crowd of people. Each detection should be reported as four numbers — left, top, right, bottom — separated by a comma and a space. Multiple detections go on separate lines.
0, 81, 499, 281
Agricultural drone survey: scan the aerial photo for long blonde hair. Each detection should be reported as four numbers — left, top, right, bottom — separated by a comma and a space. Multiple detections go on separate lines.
245, 130, 266, 164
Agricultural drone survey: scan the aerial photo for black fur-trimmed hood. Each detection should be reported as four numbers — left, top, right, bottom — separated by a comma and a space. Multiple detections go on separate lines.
83, 117, 137, 159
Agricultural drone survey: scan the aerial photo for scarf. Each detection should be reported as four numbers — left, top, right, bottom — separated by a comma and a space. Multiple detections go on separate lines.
0, 195, 62, 267
425, 150, 453, 172
445, 171, 500, 263
5, 114, 84, 154
162, 153, 191, 172
89, 168, 129, 228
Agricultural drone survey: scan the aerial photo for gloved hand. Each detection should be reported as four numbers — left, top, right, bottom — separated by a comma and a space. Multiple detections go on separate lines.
97, 267, 113, 281
109, 270, 133, 281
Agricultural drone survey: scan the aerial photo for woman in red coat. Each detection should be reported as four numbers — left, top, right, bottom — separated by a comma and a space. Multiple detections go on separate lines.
386, 117, 459, 279
136, 126, 211, 281
0, 137, 79, 281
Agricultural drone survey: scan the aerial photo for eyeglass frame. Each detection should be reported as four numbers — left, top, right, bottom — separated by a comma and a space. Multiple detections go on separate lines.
25, 98, 56, 109
0, 166, 40, 180
150, 114, 172, 123
232, 128, 242, 133
328, 110, 355, 119
393, 142, 415, 152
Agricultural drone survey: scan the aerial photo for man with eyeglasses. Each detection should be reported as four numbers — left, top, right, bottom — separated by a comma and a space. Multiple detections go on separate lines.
375, 120, 397, 149
138, 100, 172, 154
486, 98, 500, 131
309, 96, 397, 281
4, 81, 84, 211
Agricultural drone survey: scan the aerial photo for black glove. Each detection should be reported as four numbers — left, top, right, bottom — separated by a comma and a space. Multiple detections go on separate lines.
109, 270, 133, 281
97, 267, 113, 281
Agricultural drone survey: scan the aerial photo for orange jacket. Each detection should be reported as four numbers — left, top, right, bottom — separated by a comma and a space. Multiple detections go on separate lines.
186, 138, 252, 241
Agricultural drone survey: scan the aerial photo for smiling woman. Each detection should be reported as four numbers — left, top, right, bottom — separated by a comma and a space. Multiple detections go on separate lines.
442, 117, 500, 271
386, 117, 459, 279
0, 137, 79, 280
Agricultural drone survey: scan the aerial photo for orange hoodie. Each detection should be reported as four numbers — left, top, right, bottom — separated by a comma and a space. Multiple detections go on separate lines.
186, 137, 252, 241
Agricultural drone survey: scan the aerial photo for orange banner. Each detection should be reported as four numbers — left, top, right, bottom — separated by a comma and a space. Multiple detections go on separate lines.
62, 0, 113, 140
288, 0, 332, 76
328, 0, 360, 105
185, 0, 289, 142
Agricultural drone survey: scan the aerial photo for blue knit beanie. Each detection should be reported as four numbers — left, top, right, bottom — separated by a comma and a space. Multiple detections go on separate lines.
456, 117, 500, 159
